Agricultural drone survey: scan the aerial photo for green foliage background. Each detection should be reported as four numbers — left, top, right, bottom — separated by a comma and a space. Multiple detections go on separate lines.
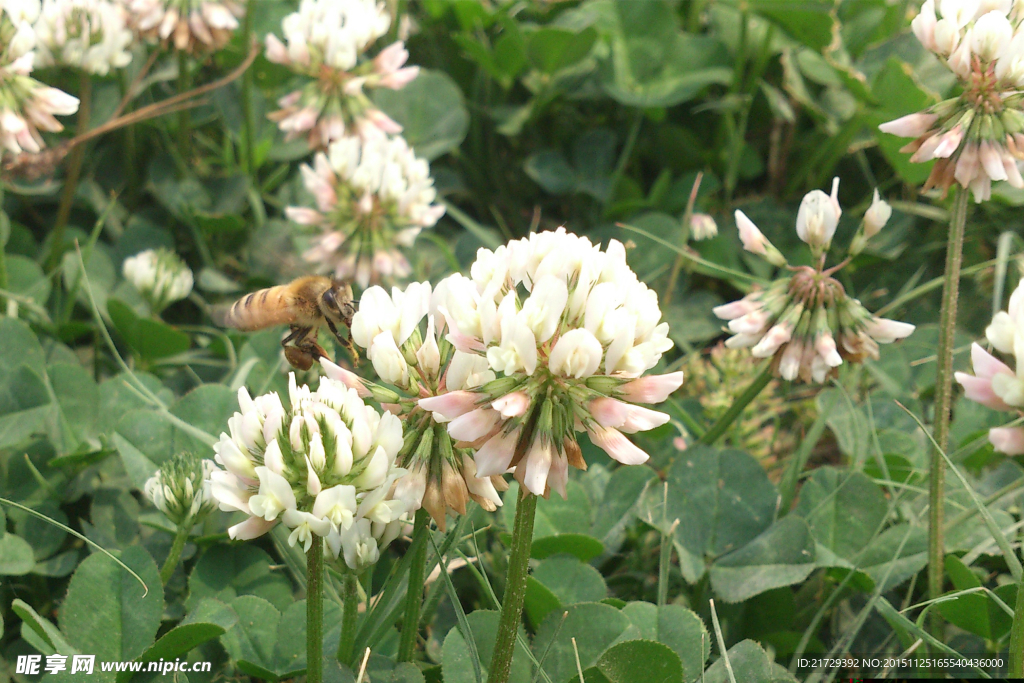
2, 1, 1023, 681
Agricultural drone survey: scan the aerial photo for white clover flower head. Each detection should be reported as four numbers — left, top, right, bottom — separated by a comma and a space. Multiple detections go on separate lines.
124, 0, 242, 53
288, 134, 445, 288
144, 452, 217, 528
264, 0, 417, 148
34, 0, 133, 75
714, 180, 915, 383
324, 279, 508, 530
122, 248, 194, 313
209, 373, 408, 569
424, 228, 683, 500
880, 0, 1024, 202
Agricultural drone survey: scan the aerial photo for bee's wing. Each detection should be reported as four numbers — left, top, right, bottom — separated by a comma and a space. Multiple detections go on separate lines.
210, 303, 234, 328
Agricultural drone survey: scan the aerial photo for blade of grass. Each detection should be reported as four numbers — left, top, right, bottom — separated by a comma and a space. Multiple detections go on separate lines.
430, 534, 483, 683
617, 222, 768, 287
896, 400, 1023, 580
0, 497, 149, 596
709, 599, 737, 683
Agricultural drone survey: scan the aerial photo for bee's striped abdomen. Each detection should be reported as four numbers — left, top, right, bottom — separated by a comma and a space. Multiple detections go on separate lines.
222, 285, 300, 331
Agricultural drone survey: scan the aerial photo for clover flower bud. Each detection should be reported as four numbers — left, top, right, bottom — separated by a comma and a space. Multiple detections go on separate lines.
122, 248, 194, 314
144, 452, 217, 528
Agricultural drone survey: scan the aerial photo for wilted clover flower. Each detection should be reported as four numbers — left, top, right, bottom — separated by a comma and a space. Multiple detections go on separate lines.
34, 0, 133, 75
423, 228, 683, 499
715, 179, 914, 383
122, 248, 194, 314
265, 0, 417, 148
956, 277, 1024, 454
125, 0, 241, 52
286, 135, 445, 288
320, 280, 507, 530
145, 452, 217, 528
0, 3, 80, 155
208, 375, 408, 570
879, 0, 1024, 202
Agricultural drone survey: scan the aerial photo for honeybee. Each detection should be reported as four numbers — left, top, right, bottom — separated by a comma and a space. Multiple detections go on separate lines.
219, 276, 358, 371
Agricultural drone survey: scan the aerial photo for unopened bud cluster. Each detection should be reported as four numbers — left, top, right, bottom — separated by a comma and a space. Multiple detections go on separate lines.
265, 0, 418, 148
880, 0, 1024, 201
321, 280, 507, 529
286, 136, 445, 287
716, 179, 913, 383
122, 248, 194, 314
419, 228, 683, 499
956, 277, 1024, 454
145, 452, 217, 528
208, 376, 408, 571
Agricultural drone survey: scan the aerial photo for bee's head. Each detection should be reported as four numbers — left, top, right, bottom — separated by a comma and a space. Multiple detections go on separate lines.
321, 281, 357, 326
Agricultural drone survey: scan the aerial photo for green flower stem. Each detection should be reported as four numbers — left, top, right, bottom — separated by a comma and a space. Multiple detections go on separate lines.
307, 539, 324, 683
929, 187, 969, 641
397, 508, 430, 662
697, 364, 773, 446
488, 488, 537, 683
177, 52, 191, 161
47, 72, 92, 272
159, 526, 189, 585
1009, 559, 1024, 677
338, 570, 359, 666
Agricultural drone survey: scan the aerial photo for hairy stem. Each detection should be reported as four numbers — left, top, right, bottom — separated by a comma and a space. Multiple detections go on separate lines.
159, 526, 189, 585
397, 508, 430, 662
929, 186, 969, 644
338, 571, 359, 666
307, 540, 324, 683
488, 489, 537, 683
698, 364, 773, 446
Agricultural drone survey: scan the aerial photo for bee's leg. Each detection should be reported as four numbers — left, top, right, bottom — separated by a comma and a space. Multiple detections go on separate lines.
282, 326, 316, 371
281, 325, 308, 349
326, 319, 360, 366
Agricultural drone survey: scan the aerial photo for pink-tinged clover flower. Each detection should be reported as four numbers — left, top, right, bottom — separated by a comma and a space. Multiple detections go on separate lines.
956, 278, 1024, 454
428, 227, 683, 499
0, 4, 80, 157
125, 0, 242, 53
716, 179, 910, 383
287, 134, 445, 288
880, 0, 1024, 202
321, 279, 507, 530
264, 0, 417, 148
